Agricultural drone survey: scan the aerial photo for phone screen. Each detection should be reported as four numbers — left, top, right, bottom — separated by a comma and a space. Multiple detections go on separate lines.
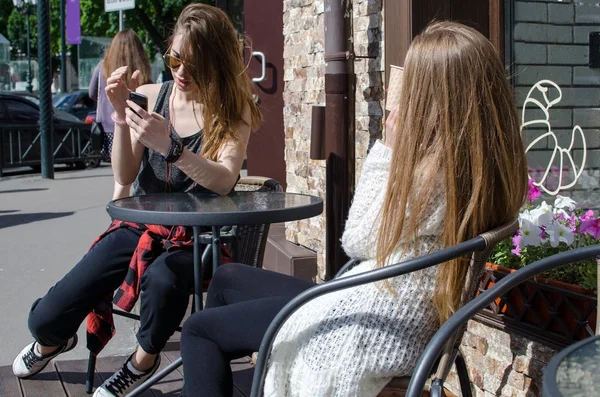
129, 92, 148, 112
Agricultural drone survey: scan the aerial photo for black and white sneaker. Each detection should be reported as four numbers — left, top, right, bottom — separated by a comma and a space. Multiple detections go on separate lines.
12, 334, 78, 378
93, 353, 161, 396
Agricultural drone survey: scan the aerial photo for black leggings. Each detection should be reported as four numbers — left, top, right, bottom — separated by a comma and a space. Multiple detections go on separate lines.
28, 227, 195, 354
180, 263, 315, 397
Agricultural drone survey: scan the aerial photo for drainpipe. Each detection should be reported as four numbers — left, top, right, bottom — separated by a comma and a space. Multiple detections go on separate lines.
324, 0, 355, 278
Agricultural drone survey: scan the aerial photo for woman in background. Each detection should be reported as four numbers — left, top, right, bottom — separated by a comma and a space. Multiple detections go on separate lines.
88, 29, 152, 199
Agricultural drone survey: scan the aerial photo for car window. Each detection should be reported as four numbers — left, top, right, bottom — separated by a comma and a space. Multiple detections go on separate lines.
4, 98, 39, 123
53, 95, 74, 110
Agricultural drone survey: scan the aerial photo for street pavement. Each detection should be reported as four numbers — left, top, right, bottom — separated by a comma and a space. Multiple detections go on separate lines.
0, 165, 138, 366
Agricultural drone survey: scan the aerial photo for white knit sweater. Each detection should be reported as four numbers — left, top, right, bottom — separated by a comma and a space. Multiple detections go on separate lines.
264, 141, 446, 397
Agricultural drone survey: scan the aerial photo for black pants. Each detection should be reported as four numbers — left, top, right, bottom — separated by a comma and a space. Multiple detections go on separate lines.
28, 227, 195, 355
180, 263, 315, 397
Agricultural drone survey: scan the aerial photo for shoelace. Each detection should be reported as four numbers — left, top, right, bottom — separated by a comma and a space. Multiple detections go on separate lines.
105, 365, 141, 395
22, 347, 42, 370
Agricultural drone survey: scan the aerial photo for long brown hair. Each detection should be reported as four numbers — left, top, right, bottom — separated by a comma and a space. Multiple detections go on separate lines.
102, 29, 152, 85
375, 21, 528, 324
172, 3, 262, 161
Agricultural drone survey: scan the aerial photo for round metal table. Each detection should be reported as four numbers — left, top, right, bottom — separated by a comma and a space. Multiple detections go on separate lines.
107, 190, 323, 309
107, 191, 323, 227
543, 335, 600, 397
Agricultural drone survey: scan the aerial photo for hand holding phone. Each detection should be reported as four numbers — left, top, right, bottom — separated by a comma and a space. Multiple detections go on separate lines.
129, 92, 148, 116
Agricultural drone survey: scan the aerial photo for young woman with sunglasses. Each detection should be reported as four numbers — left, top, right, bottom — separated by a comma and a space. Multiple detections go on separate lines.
12, 4, 261, 397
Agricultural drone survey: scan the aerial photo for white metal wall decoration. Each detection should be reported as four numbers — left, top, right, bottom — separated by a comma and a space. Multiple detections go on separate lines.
521, 79, 587, 196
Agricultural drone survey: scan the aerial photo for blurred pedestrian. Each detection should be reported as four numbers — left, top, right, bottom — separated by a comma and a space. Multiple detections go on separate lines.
88, 29, 152, 198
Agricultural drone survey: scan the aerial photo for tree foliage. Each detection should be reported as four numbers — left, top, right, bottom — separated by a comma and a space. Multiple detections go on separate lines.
4, 0, 215, 63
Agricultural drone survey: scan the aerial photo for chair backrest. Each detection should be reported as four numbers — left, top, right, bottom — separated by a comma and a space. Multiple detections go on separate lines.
232, 176, 283, 267
250, 219, 518, 397
407, 244, 600, 397
434, 219, 518, 382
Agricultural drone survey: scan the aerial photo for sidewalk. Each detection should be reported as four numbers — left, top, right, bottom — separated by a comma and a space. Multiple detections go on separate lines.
0, 165, 138, 366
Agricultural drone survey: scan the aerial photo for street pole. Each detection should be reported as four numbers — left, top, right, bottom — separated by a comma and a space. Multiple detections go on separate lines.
38, 0, 54, 179
59, 0, 67, 92
119, 10, 123, 31
25, 6, 32, 93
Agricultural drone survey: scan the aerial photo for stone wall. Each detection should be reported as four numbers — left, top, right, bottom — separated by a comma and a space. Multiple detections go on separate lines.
446, 321, 557, 397
282, 0, 384, 281
513, 0, 600, 207
282, 0, 327, 280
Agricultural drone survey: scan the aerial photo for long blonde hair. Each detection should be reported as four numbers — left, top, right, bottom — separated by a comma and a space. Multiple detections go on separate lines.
102, 30, 152, 85
375, 21, 528, 324
172, 3, 262, 161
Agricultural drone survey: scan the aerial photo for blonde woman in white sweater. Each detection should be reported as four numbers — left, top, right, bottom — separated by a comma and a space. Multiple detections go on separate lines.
179, 21, 529, 397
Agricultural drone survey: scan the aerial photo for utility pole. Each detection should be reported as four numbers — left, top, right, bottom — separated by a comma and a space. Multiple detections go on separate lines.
38, 0, 54, 178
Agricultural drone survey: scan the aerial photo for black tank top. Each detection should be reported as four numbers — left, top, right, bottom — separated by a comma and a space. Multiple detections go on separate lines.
132, 81, 209, 195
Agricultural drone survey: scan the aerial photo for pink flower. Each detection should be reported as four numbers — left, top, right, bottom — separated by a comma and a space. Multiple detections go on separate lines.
511, 234, 522, 256
581, 210, 595, 221
579, 217, 600, 239
527, 179, 542, 203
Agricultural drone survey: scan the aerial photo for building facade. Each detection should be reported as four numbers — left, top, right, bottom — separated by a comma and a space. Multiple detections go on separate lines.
277, 1, 598, 395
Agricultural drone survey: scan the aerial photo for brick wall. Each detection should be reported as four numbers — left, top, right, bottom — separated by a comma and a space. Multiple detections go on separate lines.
446, 321, 557, 397
513, 0, 600, 206
282, 0, 327, 280
282, 0, 384, 281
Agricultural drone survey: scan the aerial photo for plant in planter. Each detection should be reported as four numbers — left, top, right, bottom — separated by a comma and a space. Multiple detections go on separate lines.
479, 179, 599, 348
490, 179, 599, 290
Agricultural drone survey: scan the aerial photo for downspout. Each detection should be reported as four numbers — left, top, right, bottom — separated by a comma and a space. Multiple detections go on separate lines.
324, 0, 355, 278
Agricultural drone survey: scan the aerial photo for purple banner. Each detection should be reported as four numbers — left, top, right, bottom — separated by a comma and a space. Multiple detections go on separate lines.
66, 0, 81, 45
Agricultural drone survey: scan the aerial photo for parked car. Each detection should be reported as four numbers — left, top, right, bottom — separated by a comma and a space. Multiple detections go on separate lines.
1, 91, 40, 105
0, 93, 101, 174
52, 91, 97, 121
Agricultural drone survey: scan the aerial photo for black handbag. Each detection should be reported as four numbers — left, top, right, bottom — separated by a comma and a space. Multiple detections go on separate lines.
90, 119, 104, 153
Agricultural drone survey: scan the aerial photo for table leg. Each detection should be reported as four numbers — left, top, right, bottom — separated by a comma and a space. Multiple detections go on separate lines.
193, 226, 203, 312
212, 226, 221, 274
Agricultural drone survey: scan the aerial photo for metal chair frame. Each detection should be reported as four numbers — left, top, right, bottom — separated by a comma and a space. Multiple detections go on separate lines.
406, 245, 600, 397
249, 220, 518, 397
85, 176, 282, 395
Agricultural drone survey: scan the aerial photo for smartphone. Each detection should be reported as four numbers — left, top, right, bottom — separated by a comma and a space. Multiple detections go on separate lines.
129, 92, 148, 114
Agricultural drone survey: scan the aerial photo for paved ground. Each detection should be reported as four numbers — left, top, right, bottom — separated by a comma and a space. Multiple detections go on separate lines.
0, 165, 138, 366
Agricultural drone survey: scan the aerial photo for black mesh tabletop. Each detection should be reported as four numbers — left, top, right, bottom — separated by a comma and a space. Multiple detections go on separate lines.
543, 335, 600, 397
107, 191, 323, 226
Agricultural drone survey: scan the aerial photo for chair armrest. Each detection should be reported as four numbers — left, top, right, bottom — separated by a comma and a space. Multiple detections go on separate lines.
249, 236, 488, 397
406, 245, 600, 397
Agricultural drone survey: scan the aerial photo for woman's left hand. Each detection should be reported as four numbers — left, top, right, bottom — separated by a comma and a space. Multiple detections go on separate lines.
125, 100, 172, 156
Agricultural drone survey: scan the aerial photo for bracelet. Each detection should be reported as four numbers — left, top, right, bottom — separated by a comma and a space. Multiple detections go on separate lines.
111, 112, 127, 127
163, 138, 184, 163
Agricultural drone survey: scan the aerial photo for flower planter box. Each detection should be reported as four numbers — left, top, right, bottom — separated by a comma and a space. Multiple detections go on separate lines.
475, 264, 597, 350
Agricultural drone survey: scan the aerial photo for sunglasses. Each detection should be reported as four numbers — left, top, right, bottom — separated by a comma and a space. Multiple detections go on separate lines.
163, 53, 186, 70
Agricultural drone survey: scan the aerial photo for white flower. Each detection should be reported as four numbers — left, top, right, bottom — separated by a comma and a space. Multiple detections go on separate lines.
519, 209, 534, 223
519, 218, 543, 247
554, 195, 577, 211
529, 201, 554, 228
545, 222, 575, 248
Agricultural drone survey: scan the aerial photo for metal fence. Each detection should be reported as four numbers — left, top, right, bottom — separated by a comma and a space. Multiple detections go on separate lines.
0, 123, 101, 176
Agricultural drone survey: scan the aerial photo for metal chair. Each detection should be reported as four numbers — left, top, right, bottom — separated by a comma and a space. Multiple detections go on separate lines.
249, 219, 518, 397
86, 176, 282, 395
406, 245, 600, 397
